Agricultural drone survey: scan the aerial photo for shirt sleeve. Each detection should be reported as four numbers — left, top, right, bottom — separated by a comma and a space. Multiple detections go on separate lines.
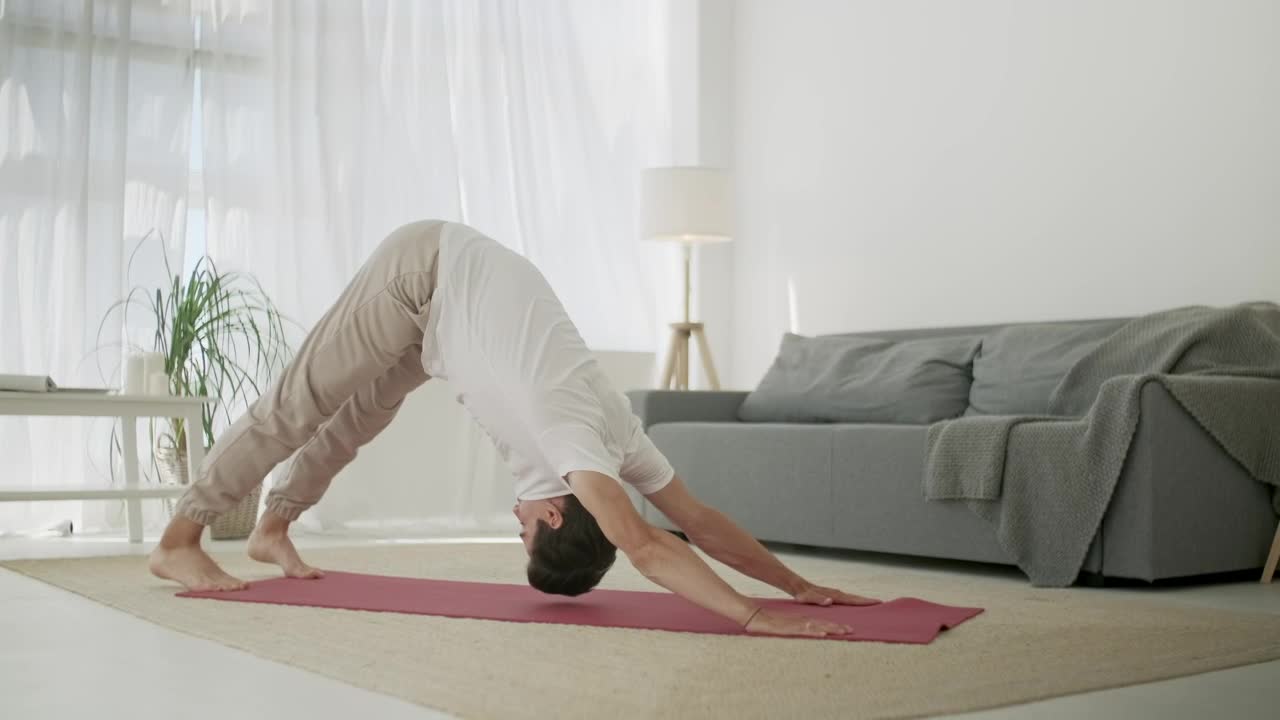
535, 412, 675, 497
618, 415, 675, 495
532, 374, 671, 494
536, 421, 625, 484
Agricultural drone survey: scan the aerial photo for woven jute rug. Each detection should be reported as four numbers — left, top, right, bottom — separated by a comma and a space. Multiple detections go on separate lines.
5, 543, 1280, 719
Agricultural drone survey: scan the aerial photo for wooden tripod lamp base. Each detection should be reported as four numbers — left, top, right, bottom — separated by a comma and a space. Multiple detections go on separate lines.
1263, 518, 1280, 584
661, 322, 720, 390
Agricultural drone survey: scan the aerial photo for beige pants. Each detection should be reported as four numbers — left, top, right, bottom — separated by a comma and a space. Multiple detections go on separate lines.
174, 220, 444, 525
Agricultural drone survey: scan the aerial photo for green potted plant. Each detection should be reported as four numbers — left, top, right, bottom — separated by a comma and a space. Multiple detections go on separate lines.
101, 232, 292, 539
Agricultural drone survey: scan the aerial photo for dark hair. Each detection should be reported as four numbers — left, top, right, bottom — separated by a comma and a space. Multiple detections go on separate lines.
526, 494, 617, 596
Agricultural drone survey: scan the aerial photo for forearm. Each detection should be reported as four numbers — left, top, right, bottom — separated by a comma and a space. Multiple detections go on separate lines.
685, 507, 808, 595
627, 526, 760, 626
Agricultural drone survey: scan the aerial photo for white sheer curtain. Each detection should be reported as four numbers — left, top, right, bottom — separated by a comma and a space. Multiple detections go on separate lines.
0, 0, 671, 536
0, 0, 195, 534
195, 1, 673, 534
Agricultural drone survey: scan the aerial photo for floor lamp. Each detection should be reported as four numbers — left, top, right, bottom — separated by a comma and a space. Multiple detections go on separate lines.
641, 167, 732, 390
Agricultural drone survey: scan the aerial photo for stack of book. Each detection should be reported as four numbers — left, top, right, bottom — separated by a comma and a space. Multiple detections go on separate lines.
0, 374, 108, 393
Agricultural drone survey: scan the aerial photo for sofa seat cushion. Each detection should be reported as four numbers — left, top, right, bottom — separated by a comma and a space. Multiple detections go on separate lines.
648, 422, 835, 546
646, 420, 1012, 565
827, 424, 1009, 563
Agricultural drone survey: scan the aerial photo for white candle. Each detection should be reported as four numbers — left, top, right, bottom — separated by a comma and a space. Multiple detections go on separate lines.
123, 354, 146, 395
141, 352, 166, 382
147, 372, 170, 397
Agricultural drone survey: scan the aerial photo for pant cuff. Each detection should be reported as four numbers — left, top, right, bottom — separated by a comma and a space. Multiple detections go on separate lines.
175, 499, 221, 527
264, 495, 310, 522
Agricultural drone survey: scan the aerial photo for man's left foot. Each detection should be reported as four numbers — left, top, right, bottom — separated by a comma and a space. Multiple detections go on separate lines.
247, 527, 324, 580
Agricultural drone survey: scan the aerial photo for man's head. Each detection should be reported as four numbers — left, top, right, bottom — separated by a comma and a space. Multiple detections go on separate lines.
515, 495, 616, 596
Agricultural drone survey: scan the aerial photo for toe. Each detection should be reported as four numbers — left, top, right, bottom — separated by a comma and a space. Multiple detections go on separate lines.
218, 577, 247, 591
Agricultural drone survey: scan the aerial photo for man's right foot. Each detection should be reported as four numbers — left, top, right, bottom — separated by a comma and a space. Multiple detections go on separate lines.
148, 544, 248, 592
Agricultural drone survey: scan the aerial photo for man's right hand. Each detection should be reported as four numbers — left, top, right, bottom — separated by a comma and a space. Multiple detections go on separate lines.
744, 607, 854, 638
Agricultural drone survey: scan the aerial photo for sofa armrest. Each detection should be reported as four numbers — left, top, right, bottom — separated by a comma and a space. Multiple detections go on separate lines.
1099, 378, 1280, 581
626, 390, 749, 429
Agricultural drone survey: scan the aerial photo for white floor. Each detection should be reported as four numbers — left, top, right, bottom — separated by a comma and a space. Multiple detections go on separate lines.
2, 534, 1278, 720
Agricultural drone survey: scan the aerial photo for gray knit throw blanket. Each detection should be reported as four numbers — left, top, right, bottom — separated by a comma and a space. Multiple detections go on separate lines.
924, 303, 1280, 586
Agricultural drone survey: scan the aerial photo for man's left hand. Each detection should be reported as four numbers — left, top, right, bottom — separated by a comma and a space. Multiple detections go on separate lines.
792, 582, 881, 606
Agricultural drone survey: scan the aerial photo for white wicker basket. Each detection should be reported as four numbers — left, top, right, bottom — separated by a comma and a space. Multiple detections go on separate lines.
156, 443, 261, 540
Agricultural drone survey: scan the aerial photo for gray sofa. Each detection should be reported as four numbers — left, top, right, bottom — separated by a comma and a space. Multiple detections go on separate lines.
626, 319, 1280, 584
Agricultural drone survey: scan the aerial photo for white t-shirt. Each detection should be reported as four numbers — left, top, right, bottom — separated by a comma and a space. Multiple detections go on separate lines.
420, 223, 674, 501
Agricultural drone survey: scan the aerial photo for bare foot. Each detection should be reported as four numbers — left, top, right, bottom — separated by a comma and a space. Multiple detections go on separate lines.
149, 544, 248, 592
247, 527, 324, 580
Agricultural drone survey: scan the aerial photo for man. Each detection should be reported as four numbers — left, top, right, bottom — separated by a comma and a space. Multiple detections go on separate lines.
150, 220, 879, 637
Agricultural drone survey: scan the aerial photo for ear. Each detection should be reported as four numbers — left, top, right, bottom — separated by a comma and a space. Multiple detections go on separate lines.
543, 498, 566, 530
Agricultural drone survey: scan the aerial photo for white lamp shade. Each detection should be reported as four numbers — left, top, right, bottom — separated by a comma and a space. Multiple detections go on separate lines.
641, 166, 733, 243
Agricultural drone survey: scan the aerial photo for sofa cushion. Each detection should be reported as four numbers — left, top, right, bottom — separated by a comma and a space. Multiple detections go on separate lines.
828, 423, 1010, 563
967, 320, 1125, 416
648, 422, 834, 545
738, 333, 981, 424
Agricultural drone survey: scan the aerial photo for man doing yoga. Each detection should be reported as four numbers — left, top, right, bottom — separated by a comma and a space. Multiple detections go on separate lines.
150, 220, 879, 637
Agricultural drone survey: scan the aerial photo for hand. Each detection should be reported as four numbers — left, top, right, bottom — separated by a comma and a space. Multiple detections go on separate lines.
743, 607, 853, 638
792, 582, 881, 607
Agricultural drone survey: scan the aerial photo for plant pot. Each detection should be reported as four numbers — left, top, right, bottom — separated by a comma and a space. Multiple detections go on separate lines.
156, 443, 261, 540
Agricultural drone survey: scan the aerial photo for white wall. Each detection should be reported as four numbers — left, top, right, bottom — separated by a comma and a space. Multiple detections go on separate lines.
730, 0, 1280, 388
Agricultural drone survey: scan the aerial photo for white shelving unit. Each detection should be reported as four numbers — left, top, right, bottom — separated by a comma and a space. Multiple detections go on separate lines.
0, 392, 210, 542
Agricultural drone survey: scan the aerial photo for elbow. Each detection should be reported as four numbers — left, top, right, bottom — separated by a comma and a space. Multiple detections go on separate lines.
621, 527, 666, 578
678, 505, 716, 548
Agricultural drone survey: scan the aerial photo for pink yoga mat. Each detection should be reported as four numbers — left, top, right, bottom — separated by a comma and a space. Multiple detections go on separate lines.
179, 571, 982, 644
